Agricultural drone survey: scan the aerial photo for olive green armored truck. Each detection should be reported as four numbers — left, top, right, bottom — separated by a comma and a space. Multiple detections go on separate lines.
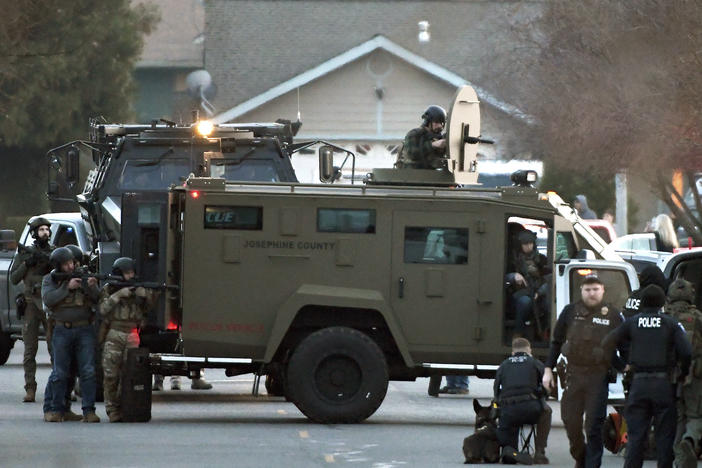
130, 175, 638, 423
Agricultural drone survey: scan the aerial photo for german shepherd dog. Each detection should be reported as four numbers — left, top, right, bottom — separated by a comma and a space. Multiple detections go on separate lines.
463, 399, 500, 463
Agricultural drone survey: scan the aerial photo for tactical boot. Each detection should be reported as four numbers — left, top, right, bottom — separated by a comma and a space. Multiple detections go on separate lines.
23, 386, 36, 403
532, 451, 549, 464
153, 375, 164, 391
108, 412, 122, 423
676, 438, 697, 468
501, 446, 533, 465
63, 410, 83, 422
170, 377, 181, 391
191, 377, 213, 390
82, 412, 100, 423
44, 412, 63, 422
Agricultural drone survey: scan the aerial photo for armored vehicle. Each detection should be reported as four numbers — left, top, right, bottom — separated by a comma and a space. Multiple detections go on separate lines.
116, 173, 639, 423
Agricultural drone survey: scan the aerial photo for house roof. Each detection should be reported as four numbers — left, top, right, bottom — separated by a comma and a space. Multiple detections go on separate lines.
213, 35, 531, 124
205, 0, 542, 117
137, 0, 204, 68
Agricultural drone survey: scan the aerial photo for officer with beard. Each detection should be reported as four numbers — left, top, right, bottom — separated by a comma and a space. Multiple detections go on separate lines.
602, 285, 691, 468
10, 217, 54, 402
542, 274, 624, 468
395, 105, 447, 169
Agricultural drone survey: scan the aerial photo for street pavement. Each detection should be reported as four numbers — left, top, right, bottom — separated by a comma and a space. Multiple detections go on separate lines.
0, 341, 671, 468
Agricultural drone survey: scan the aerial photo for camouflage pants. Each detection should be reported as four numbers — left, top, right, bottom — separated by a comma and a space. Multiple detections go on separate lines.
675, 378, 702, 467
102, 328, 139, 416
22, 301, 49, 390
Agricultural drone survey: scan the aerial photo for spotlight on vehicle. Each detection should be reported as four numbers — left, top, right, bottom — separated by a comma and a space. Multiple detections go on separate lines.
195, 120, 214, 137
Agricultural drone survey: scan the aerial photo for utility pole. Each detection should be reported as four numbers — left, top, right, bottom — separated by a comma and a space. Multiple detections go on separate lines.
615, 171, 628, 235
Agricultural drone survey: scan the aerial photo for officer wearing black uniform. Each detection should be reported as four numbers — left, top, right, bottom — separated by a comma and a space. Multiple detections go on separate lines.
622, 265, 667, 319
494, 337, 551, 465
542, 274, 624, 468
395, 105, 447, 169
602, 284, 692, 468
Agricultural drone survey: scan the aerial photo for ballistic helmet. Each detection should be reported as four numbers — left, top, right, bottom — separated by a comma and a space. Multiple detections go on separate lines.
667, 279, 695, 304
65, 244, 83, 263
50, 247, 74, 269
421, 105, 446, 125
112, 257, 136, 276
641, 284, 666, 308
28, 217, 51, 237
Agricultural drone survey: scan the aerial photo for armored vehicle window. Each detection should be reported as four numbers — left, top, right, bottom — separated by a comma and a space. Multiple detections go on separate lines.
119, 159, 190, 190
54, 224, 78, 247
204, 206, 263, 230
317, 209, 376, 233
403, 227, 468, 264
211, 160, 280, 182
555, 231, 577, 261
569, 269, 631, 310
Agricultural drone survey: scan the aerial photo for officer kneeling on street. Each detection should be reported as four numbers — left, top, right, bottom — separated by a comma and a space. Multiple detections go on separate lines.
602, 284, 692, 468
41, 247, 100, 423
494, 337, 552, 465
99, 257, 159, 423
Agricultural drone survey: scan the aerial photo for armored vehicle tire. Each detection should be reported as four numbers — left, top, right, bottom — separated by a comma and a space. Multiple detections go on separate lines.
286, 326, 388, 424
0, 332, 14, 365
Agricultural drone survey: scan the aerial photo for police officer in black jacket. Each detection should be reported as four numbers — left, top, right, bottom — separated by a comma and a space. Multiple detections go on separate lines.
542, 274, 624, 468
622, 265, 667, 319
494, 337, 551, 465
602, 284, 692, 468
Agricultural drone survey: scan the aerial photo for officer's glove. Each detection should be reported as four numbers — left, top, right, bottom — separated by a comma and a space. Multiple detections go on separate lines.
134, 287, 147, 298
111, 287, 132, 301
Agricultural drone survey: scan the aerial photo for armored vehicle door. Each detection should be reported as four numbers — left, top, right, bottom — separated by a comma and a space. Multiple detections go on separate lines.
120, 191, 170, 326
390, 210, 477, 361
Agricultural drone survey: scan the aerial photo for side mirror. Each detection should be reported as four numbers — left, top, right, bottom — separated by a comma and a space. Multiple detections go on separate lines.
0, 230, 17, 251
319, 146, 335, 183
66, 146, 80, 184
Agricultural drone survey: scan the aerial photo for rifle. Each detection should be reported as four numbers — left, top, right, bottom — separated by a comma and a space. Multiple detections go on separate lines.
50, 268, 116, 283
17, 243, 50, 268
105, 279, 179, 291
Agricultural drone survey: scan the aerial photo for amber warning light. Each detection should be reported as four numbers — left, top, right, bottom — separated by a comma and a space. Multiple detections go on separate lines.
577, 269, 593, 276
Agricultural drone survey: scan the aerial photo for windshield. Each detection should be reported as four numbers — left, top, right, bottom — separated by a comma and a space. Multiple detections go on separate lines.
119, 159, 190, 190
211, 159, 280, 182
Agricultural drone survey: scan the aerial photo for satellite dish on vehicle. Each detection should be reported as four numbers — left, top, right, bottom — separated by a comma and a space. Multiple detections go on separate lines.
186, 70, 217, 116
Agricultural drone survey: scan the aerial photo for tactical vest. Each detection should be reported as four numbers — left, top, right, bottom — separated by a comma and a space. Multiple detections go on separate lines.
104, 285, 148, 324
497, 353, 542, 401
22, 244, 53, 298
629, 311, 677, 372
564, 302, 619, 367
665, 301, 702, 379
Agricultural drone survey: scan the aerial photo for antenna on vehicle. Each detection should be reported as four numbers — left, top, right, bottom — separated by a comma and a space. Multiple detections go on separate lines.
186, 70, 217, 117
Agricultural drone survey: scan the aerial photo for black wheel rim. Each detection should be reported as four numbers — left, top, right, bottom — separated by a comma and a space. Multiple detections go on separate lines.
313, 354, 362, 403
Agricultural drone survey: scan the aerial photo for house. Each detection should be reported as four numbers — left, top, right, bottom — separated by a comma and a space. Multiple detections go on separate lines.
203, 0, 543, 181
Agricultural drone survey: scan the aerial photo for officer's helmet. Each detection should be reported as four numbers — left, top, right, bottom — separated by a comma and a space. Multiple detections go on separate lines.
50, 247, 74, 269
422, 105, 447, 126
668, 279, 695, 304
112, 257, 136, 277
28, 217, 51, 238
64, 244, 84, 263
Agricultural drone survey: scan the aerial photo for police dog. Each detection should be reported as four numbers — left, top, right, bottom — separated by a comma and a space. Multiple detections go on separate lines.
462, 399, 500, 463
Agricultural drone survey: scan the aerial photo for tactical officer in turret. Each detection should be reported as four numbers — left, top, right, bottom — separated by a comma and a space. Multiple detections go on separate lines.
602, 284, 692, 468
542, 274, 624, 468
506, 230, 550, 338
665, 279, 702, 468
99, 257, 158, 422
494, 337, 551, 465
395, 105, 447, 169
41, 247, 100, 423
9, 217, 54, 402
